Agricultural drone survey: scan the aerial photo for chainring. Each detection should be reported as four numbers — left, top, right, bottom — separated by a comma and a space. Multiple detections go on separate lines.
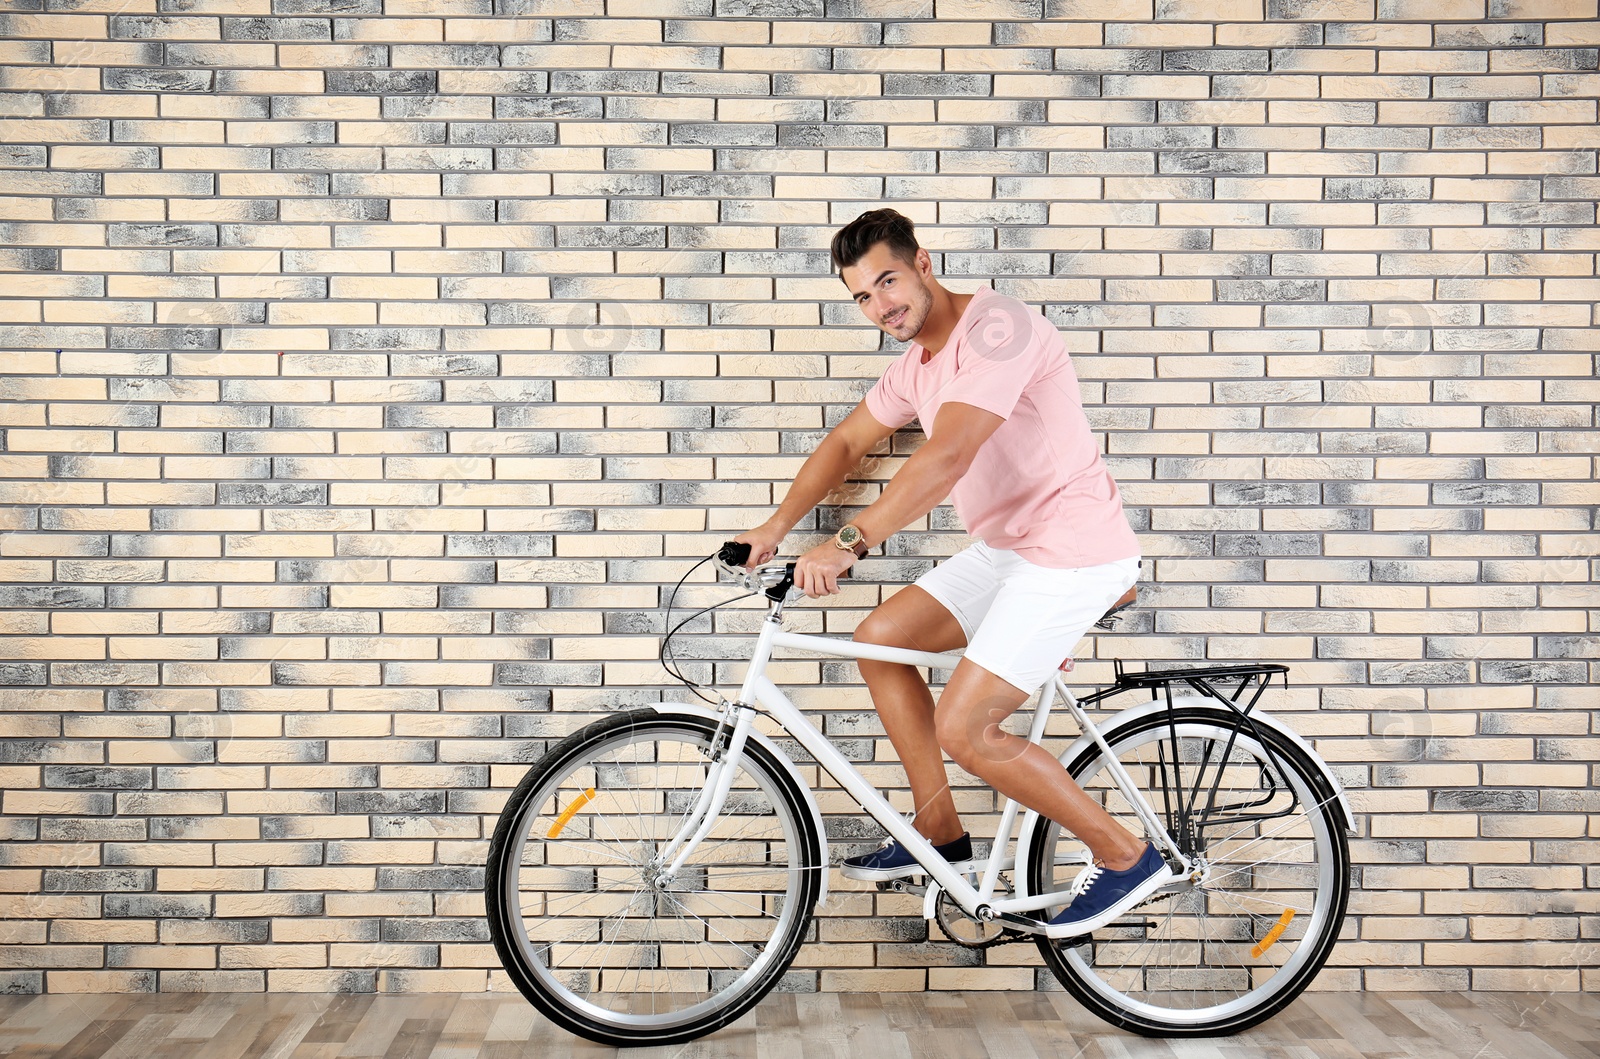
934, 880, 1030, 950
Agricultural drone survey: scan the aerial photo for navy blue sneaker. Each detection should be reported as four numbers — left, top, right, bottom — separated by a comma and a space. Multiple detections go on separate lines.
1044, 843, 1175, 938
840, 831, 973, 882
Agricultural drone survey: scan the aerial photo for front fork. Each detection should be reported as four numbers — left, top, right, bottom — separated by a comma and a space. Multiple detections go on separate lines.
655, 701, 758, 880
655, 612, 782, 880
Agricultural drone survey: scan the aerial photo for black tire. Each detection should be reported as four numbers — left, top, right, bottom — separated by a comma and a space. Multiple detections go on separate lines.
1027, 704, 1351, 1036
485, 708, 822, 1048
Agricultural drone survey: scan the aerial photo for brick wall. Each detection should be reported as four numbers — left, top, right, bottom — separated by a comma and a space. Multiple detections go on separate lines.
1, 1, 1597, 997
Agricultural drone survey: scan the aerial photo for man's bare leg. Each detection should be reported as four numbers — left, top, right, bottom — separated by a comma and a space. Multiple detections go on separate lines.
852, 586, 968, 846
934, 658, 1148, 871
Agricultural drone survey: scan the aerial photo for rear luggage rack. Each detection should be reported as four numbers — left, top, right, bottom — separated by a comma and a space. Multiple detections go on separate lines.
1077, 660, 1300, 853
1078, 660, 1289, 714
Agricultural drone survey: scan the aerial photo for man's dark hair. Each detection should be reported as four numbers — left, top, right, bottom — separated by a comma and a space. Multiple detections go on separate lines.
829, 207, 921, 274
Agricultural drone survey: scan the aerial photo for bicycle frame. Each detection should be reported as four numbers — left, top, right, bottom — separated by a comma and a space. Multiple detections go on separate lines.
657, 607, 1195, 930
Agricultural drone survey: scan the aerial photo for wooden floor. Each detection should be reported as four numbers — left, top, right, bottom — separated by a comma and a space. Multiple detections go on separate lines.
0, 990, 1596, 1058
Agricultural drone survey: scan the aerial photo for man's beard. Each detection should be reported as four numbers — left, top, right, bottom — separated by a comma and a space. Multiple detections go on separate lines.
883, 282, 934, 343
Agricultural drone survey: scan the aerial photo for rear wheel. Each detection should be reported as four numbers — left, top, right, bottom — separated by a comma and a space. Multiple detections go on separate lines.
1027, 703, 1350, 1036
486, 709, 821, 1047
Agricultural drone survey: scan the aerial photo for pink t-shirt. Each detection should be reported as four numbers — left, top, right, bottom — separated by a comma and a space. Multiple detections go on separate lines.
863, 285, 1141, 570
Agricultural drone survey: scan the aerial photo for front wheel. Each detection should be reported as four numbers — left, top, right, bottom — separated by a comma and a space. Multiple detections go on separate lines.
485, 709, 822, 1047
1026, 703, 1351, 1036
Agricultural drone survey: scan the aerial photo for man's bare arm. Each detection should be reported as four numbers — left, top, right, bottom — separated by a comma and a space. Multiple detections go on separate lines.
762, 403, 897, 535
851, 402, 1004, 549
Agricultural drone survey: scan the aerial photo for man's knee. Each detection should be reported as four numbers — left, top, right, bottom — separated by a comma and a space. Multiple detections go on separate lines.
853, 613, 915, 681
934, 703, 980, 768
852, 611, 902, 650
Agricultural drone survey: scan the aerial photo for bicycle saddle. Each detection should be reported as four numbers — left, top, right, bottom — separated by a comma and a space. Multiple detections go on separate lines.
1096, 586, 1137, 629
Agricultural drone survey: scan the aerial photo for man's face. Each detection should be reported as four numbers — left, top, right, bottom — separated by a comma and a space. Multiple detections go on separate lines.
840, 242, 934, 344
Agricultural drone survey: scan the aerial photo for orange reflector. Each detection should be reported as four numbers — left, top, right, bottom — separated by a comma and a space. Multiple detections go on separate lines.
1251, 908, 1296, 959
547, 787, 596, 839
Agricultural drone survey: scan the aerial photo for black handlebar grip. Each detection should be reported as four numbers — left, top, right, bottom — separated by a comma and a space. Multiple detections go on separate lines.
719, 541, 752, 566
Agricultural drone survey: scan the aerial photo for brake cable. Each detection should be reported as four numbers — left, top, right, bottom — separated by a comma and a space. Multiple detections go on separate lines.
658, 553, 758, 705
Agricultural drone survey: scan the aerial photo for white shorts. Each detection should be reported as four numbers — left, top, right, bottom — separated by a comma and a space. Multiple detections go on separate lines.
912, 540, 1142, 696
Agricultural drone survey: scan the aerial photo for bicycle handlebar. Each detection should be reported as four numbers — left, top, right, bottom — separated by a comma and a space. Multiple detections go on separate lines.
714, 540, 852, 603
715, 541, 795, 601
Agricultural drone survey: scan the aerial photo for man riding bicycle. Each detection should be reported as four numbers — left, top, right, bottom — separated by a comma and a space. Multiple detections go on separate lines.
734, 208, 1172, 933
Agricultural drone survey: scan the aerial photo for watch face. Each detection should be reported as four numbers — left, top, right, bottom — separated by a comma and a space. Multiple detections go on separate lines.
838, 525, 861, 547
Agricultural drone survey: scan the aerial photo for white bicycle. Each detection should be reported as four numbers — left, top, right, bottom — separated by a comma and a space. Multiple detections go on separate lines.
486, 544, 1354, 1046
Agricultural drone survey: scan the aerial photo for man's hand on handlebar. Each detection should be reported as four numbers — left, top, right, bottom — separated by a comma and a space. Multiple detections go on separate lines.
730, 522, 786, 571
793, 540, 858, 598
715, 538, 857, 601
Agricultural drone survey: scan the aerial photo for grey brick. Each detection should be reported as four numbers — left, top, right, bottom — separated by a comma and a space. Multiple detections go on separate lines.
0, 586, 104, 609
109, 327, 220, 351
781, 121, 890, 148
44, 869, 153, 893
1213, 483, 1320, 507
377, 867, 482, 891
449, 122, 555, 146
1160, 150, 1266, 175
0, 145, 46, 167
44, 766, 153, 790
884, 74, 991, 97
104, 894, 211, 918
1164, 49, 1268, 73
718, 0, 824, 14
1108, 126, 1212, 150
380, 918, 489, 942
104, 68, 214, 92
224, 16, 331, 39
110, 15, 202, 36
1538, 638, 1600, 661
1216, 533, 1323, 557
0, 973, 43, 995
218, 483, 327, 506
1325, 178, 1433, 202
496, 95, 603, 119
1370, 662, 1472, 684
0, 665, 49, 687
330, 328, 442, 351
108, 224, 220, 247
0, 248, 59, 271
495, 663, 601, 686
672, 123, 777, 147
557, 225, 665, 248
334, 791, 446, 815
1433, 789, 1539, 812
326, 69, 437, 94
451, 521, 551, 550
552, 71, 658, 94
1481, 661, 1588, 683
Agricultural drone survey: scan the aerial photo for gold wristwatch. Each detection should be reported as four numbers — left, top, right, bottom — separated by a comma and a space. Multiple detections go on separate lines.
832, 523, 869, 559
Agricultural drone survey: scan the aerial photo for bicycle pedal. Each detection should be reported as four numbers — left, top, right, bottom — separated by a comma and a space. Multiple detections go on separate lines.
870, 877, 928, 896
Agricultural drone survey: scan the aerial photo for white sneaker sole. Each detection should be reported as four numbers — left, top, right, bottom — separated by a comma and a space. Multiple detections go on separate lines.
1042, 866, 1179, 939
839, 858, 974, 883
